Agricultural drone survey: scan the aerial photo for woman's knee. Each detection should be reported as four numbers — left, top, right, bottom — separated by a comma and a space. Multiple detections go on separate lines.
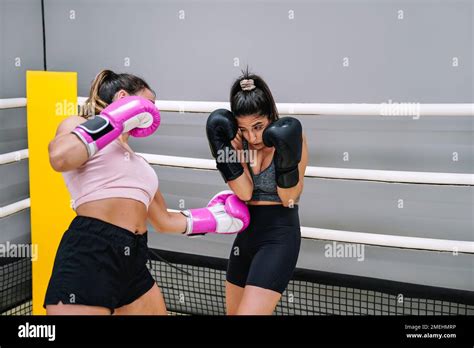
235, 285, 281, 315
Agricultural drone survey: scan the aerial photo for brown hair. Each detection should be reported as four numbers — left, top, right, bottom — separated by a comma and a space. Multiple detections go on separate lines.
81, 69, 154, 117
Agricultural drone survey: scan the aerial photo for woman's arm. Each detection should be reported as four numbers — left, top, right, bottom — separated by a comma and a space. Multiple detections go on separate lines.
147, 189, 187, 234
277, 133, 308, 207
147, 189, 250, 235
48, 116, 90, 172
228, 131, 254, 201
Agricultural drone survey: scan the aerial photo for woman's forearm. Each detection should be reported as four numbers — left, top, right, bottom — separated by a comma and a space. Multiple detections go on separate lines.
227, 173, 254, 202
277, 181, 303, 207
151, 211, 187, 234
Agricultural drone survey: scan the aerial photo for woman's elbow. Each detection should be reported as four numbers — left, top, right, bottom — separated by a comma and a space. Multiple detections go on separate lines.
48, 143, 67, 172
149, 218, 163, 233
281, 199, 295, 208
279, 189, 302, 207
236, 190, 252, 202
148, 214, 163, 233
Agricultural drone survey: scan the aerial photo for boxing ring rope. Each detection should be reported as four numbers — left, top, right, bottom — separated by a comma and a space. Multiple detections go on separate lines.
89, 97, 474, 116
137, 153, 474, 186
165, 208, 473, 253
3, 97, 474, 116
0, 195, 469, 253
0, 196, 469, 252
154, 101, 474, 116
0, 98, 27, 109
0, 199, 30, 219
0, 150, 471, 185
1, 98, 473, 253
0, 149, 29, 165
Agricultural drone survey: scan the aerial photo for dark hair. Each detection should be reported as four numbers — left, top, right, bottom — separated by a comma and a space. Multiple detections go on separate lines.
230, 70, 279, 122
81, 69, 155, 117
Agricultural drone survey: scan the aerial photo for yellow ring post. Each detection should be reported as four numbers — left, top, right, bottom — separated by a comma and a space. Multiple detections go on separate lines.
26, 71, 77, 315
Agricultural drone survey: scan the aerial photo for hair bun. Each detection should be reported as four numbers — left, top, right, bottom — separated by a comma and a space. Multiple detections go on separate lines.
240, 79, 256, 91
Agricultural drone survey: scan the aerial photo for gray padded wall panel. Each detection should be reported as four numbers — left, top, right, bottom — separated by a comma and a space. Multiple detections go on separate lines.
299, 179, 473, 241
0, 209, 31, 246
0, 108, 28, 154
0, 0, 44, 98
0, 160, 29, 207
130, 112, 212, 160
44, 0, 473, 103
0, 0, 42, 241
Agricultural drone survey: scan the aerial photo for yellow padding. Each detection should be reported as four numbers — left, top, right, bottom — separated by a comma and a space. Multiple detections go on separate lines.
26, 71, 77, 315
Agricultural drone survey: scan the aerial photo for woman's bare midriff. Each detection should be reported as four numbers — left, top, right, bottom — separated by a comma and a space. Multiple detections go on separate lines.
75, 198, 148, 234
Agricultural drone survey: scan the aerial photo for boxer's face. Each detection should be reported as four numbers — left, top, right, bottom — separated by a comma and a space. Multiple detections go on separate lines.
237, 114, 271, 150
113, 88, 156, 105
136, 88, 156, 104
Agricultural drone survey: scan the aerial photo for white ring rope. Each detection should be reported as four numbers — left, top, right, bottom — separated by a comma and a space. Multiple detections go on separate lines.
85, 98, 474, 116
153, 101, 474, 116
1, 97, 473, 116
0, 150, 472, 185
299, 226, 473, 253
138, 153, 474, 186
164, 209, 473, 253
1, 194, 472, 253
0, 199, 30, 218
0, 150, 29, 165
0, 98, 27, 109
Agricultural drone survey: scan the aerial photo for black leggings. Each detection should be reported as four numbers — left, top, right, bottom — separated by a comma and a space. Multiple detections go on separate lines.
226, 204, 301, 294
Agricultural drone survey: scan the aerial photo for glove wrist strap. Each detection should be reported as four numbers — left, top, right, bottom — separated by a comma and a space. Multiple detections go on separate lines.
276, 167, 299, 188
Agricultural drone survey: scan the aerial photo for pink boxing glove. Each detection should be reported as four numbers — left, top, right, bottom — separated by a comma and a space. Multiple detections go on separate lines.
129, 99, 160, 138
181, 190, 250, 236
72, 96, 160, 157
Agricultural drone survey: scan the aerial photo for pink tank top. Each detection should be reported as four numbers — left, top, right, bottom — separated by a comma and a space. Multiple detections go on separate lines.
62, 139, 159, 210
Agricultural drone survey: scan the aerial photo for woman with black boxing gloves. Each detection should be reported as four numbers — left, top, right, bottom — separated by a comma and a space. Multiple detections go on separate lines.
206, 72, 308, 315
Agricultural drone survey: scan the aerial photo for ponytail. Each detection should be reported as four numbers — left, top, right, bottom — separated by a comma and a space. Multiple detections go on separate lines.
80, 69, 154, 117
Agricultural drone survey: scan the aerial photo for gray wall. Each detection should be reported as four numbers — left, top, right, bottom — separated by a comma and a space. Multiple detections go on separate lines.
44, 0, 473, 103
0, 0, 473, 292
0, 0, 44, 246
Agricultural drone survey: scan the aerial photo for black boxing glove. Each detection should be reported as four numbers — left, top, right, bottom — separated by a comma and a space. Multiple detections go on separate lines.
206, 109, 244, 182
263, 117, 303, 188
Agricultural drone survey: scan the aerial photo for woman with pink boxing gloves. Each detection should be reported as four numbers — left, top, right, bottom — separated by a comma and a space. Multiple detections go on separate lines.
44, 70, 249, 315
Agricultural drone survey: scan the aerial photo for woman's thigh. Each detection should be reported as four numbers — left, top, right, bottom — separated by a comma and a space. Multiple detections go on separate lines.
225, 280, 245, 315
114, 283, 167, 315
46, 302, 111, 315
